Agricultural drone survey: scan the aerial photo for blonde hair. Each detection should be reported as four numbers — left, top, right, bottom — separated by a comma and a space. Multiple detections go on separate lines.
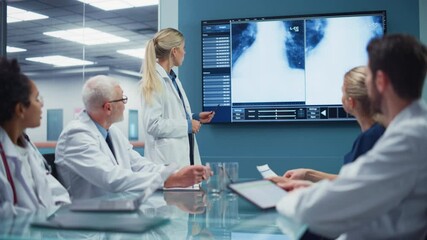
141, 28, 184, 103
343, 66, 373, 117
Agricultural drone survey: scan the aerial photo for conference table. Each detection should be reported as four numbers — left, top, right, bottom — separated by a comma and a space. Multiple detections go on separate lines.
0, 189, 307, 240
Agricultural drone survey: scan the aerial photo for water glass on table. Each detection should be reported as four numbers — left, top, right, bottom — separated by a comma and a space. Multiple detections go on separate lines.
206, 162, 223, 195
222, 162, 239, 193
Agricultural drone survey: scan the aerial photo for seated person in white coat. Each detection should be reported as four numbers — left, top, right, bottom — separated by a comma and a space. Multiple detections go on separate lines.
275, 34, 427, 239
141, 28, 214, 168
0, 58, 70, 217
55, 75, 210, 200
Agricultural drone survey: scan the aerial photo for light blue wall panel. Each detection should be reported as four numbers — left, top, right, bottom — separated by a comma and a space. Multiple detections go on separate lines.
47, 109, 63, 141
129, 109, 139, 141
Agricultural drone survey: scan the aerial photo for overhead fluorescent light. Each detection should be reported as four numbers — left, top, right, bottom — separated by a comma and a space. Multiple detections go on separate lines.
26, 55, 94, 67
43, 28, 129, 45
117, 48, 145, 59
7, 46, 27, 53
77, 0, 158, 11
7, 6, 49, 23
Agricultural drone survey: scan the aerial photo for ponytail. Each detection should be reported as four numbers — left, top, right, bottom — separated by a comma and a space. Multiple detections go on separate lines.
141, 39, 163, 104
140, 28, 184, 104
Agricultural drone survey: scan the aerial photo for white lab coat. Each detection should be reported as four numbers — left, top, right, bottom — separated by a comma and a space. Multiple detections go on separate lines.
55, 110, 171, 200
276, 100, 427, 240
141, 63, 201, 168
0, 127, 70, 217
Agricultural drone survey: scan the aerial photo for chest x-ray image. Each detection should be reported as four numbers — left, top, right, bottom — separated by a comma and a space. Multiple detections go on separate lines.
305, 16, 383, 105
231, 20, 306, 104
230, 15, 383, 105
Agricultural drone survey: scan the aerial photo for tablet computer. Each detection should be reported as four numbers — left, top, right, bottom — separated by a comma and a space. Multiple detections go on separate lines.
228, 179, 287, 209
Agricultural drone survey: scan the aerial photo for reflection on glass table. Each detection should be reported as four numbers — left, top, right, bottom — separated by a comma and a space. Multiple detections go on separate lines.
0, 190, 306, 240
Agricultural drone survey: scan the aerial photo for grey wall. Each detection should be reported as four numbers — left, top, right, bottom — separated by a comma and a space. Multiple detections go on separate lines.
178, 0, 421, 178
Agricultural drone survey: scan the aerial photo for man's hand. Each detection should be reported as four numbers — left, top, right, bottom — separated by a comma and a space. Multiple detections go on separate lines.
199, 111, 215, 124
268, 176, 289, 184
277, 179, 313, 192
268, 177, 312, 191
283, 168, 310, 180
164, 165, 210, 188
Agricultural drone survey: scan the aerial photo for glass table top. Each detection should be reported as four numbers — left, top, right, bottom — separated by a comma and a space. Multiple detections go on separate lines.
0, 190, 305, 240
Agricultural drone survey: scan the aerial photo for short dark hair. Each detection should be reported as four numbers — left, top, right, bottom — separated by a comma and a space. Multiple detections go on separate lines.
367, 34, 427, 100
0, 58, 31, 124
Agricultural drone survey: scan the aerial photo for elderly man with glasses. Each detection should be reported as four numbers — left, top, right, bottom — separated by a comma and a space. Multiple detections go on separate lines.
55, 75, 210, 200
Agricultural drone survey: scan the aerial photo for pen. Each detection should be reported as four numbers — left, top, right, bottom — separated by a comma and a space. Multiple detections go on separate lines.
211, 104, 221, 113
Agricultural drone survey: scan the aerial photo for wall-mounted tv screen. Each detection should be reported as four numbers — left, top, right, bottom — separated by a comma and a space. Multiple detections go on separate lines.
201, 11, 386, 123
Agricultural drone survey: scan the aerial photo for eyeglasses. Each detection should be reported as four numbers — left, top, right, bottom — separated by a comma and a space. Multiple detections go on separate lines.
108, 95, 128, 104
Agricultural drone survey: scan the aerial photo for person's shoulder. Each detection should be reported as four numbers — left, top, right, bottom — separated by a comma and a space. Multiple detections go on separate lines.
59, 115, 97, 143
412, 101, 427, 126
358, 123, 385, 142
369, 123, 386, 137
386, 102, 427, 147
63, 118, 91, 133
393, 101, 427, 132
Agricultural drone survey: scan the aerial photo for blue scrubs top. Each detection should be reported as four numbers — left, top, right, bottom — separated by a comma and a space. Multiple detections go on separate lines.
343, 123, 386, 165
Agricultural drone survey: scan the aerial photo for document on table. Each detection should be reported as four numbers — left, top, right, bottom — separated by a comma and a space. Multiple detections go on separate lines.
256, 164, 279, 178
162, 183, 201, 191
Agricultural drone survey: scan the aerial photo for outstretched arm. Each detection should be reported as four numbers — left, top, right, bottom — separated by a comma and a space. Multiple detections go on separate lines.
164, 165, 210, 188
284, 168, 337, 182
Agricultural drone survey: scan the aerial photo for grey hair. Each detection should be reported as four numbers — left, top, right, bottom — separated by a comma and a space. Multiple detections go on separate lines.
82, 75, 118, 112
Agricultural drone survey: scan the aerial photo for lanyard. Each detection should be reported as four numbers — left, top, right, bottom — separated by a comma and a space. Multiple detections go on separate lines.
0, 142, 17, 205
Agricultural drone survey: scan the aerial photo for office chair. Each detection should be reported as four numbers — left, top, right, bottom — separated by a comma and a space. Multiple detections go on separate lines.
42, 153, 58, 180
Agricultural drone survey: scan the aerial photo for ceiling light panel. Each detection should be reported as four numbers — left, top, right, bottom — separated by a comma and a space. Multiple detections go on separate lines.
26, 55, 94, 67
7, 46, 27, 53
43, 28, 129, 45
117, 48, 145, 59
124, 0, 158, 7
77, 0, 158, 11
7, 6, 49, 23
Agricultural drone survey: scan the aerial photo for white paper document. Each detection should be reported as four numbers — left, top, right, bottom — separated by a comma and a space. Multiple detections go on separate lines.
256, 164, 279, 178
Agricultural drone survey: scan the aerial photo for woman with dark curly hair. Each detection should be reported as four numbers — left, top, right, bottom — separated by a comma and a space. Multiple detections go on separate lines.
0, 57, 69, 217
